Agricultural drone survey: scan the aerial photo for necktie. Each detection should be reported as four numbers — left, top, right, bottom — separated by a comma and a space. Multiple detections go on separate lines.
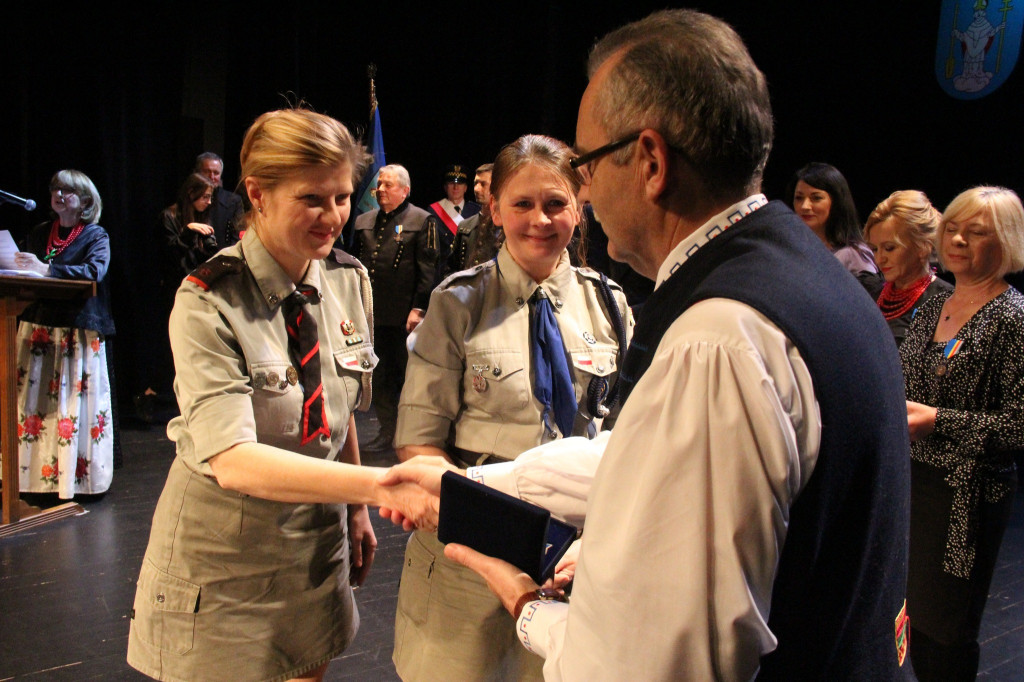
454, 204, 462, 215
283, 285, 330, 445
529, 289, 577, 437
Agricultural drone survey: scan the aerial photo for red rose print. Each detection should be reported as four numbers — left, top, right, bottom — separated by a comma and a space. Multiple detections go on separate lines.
31, 328, 50, 345
90, 338, 101, 353
90, 425, 102, 440
76, 457, 89, 478
23, 414, 43, 436
57, 418, 75, 439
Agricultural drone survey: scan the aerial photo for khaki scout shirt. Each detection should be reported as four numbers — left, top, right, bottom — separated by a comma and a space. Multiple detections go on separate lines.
395, 245, 633, 461
167, 228, 378, 474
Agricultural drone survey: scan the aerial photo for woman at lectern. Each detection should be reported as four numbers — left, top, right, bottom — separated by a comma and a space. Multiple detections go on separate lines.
12, 169, 116, 497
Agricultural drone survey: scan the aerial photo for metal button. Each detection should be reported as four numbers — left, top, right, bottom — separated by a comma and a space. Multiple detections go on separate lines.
268, 294, 279, 305
555, 299, 563, 309
492, 366, 502, 377
361, 359, 372, 369
597, 365, 605, 373
156, 593, 165, 603
515, 297, 525, 306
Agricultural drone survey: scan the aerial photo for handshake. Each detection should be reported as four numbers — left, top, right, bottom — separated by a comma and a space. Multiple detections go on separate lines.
372, 456, 578, 618
373, 455, 456, 532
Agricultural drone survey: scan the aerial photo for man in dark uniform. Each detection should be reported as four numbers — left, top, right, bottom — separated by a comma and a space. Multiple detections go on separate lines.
195, 152, 245, 247
442, 163, 500, 280
426, 164, 481, 283
353, 164, 438, 452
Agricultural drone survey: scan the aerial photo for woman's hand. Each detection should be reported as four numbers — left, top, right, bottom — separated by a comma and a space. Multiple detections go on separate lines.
347, 504, 377, 587
186, 222, 215, 235
13, 251, 50, 275
906, 401, 937, 441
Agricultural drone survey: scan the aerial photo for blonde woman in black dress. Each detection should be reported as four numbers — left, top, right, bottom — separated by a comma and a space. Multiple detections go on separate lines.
900, 186, 1024, 681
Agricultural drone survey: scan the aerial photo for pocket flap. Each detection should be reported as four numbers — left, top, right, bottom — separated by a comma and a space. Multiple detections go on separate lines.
335, 345, 378, 374
137, 560, 201, 614
249, 361, 296, 393
571, 348, 618, 377
466, 349, 525, 382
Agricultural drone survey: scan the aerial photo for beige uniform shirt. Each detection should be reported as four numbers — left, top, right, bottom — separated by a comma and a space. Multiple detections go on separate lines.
395, 245, 633, 461
127, 229, 378, 682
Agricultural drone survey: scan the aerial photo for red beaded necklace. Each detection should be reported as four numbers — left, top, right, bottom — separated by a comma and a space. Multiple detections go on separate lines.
44, 219, 86, 262
876, 274, 933, 320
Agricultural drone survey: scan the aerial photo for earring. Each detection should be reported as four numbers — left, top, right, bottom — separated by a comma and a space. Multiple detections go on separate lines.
257, 206, 263, 214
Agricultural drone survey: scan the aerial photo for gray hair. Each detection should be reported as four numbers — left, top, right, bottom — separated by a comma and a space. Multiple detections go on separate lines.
588, 9, 774, 201
379, 164, 411, 190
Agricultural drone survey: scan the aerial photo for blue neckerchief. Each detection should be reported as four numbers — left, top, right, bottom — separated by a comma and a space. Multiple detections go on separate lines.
529, 289, 577, 437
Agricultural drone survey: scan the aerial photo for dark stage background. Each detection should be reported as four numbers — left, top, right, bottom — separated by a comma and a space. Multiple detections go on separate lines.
2, 2, 1022, 398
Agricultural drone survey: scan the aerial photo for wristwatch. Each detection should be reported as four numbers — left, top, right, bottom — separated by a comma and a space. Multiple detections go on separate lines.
513, 587, 567, 619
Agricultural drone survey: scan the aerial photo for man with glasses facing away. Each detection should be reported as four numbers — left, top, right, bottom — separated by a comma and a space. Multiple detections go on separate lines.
386, 8, 911, 680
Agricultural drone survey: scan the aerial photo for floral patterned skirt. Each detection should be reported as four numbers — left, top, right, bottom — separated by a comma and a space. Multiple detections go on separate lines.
15, 321, 113, 497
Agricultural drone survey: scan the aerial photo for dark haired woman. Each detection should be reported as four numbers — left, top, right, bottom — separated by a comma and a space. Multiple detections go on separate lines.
786, 162, 880, 289
161, 172, 217, 274
13, 169, 116, 496
391, 134, 633, 681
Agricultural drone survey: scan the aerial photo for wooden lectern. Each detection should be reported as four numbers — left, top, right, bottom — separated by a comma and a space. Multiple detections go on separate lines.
0, 274, 96, 533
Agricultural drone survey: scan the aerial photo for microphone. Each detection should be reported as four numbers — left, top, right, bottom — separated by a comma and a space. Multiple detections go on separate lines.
0, 189, 37, 211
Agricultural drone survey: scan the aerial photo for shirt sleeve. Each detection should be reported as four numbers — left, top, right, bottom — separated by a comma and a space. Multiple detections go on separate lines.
467, 431, 610, 528
168, 285, 258, 472
522, 299, 820, 681
395, 288, 467, 448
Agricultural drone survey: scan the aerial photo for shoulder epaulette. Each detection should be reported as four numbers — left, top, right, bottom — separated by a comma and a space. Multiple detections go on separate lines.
577, 266, 624, 291
328, 247, 364, 269
185, 256, 245, 291
438, 260, 493, 289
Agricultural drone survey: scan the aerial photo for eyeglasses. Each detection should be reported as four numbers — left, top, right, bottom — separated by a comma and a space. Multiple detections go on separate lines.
570, 132, 641, 186
50, 186, 77, 197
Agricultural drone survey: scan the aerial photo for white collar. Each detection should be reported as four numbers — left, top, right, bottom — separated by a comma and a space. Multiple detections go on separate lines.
655, 194, 768, 289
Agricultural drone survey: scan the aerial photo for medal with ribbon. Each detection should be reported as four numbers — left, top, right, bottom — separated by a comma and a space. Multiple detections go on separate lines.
936, 338, 963, 377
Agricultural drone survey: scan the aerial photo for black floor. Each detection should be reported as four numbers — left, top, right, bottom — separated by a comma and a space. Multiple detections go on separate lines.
2, 412, 1023, 681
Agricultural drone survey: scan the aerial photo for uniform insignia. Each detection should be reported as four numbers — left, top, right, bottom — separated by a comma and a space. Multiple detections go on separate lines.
471, 363, 491, 373
345, 336, 363, 346
267, 371, 279, 386
341, 355, 360, 369
582, 331, 596, 345
341, 320, 356, 335
286, 366, 298, 385
473, 375, 488, 393
395, 224, 403, 242
185, 256, 244, 291
253, 372, 266, 389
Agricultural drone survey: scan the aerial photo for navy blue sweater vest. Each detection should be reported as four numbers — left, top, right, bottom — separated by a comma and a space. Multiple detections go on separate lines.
620, 201, 910, 679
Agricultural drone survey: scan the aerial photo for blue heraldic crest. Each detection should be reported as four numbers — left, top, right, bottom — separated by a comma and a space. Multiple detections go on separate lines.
936, 0, 1024, 99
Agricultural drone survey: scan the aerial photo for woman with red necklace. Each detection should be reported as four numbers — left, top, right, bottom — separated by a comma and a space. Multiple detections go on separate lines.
12, 169, 116, 497
863, 190, 952, 346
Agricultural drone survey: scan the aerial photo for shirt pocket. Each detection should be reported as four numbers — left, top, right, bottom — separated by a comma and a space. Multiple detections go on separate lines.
464, 349, 529, 414
131, 559, 202, 655
248, 360, 301, 437
335, 345, 379, 409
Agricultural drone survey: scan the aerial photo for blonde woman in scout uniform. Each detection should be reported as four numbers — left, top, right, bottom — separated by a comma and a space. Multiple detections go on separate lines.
391, 134, 633, 681
127, 108, 435, 682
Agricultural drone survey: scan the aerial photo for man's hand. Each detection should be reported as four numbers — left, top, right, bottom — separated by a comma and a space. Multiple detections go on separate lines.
444, 543, 540, 618
406, 308, 425, 333
906, 400, 937, 441
545, 538, 580, 590
347, 504, 377, 587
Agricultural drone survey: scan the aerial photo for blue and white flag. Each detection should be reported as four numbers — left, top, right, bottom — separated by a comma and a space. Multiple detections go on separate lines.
356, 105, 386, 215
936, 0, 1023, 100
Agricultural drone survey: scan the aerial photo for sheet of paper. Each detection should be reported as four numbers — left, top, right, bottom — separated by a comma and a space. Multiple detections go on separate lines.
0, 230, 19, 268
0, 230, 43, 276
